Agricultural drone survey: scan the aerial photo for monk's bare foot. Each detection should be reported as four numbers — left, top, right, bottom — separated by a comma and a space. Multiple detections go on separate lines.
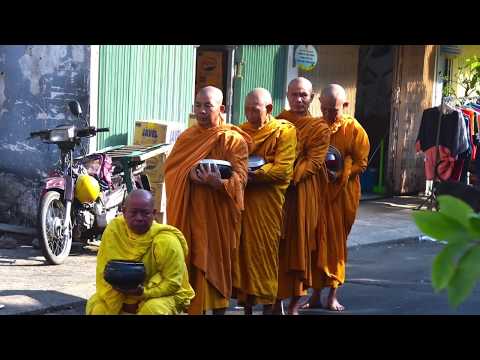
301, 290, 322, 309
287, 296, 302, 315
326, 297, 344, 311
301, 300, 323, 310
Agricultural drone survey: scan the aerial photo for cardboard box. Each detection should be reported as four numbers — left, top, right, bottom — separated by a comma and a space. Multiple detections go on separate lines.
145, 147, 171, 182
134, 120, 185, 146
145, 158, 166, 182
150, 181, 166, 214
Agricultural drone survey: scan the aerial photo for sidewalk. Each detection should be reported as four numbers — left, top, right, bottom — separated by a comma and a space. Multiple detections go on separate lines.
0, 196, 426, 315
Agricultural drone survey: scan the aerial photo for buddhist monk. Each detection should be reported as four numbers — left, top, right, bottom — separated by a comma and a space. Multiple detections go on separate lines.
304, 84, 370, 311
164, 86, 251, 315
86, 190, 195, 315
274, 77, 330, 314
233, 88, 297, 315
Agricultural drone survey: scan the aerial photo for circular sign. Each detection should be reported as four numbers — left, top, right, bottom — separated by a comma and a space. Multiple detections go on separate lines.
295, 45, 318, 71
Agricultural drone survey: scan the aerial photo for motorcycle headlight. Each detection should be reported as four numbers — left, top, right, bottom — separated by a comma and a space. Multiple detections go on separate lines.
50, 127, 75, 142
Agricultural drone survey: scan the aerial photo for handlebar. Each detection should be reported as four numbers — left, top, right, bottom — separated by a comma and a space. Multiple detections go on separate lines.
29, 130, 50, 138
30, 126, 110, 141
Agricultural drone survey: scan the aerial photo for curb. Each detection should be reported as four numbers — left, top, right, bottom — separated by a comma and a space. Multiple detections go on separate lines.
13, 299, 87, 315
348, 235, 440, 250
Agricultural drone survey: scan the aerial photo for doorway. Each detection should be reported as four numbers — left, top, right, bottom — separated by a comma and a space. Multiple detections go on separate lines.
195, 45, 235, 122
354, 45, 394, 195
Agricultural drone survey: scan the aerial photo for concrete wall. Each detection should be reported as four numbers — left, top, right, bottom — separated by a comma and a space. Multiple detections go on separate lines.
0, 45, 91, 226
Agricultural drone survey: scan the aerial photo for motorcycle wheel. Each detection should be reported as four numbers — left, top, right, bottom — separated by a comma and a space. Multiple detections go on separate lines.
38, 191, 72, 265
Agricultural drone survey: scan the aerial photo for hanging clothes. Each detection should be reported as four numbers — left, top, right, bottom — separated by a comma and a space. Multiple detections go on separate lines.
416, 107, 465, 156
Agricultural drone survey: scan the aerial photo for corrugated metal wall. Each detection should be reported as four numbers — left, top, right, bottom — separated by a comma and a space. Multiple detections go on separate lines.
97, 45, 196, 149
232, 45, 288, 124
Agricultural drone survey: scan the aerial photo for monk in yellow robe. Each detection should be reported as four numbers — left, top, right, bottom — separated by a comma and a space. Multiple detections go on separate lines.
233, 88, 296, 315
274, 77, 330, 314
86, 190, 195, 315
305, 84, 370, 311
164, 86, 251, 315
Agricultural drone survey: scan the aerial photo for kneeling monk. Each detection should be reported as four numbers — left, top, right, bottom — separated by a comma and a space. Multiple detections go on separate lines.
86, 189, 195, 315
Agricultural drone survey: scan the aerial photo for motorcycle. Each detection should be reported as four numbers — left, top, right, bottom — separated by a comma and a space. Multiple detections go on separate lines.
30, 101, 141, 265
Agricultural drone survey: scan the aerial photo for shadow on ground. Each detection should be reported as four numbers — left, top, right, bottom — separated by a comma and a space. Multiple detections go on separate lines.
0, 289, 86, 315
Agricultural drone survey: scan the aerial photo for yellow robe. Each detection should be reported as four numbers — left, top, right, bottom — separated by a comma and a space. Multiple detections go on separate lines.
164, 123, 251, 314
275, 110, 330, 299
313, 115, 370, 289
85, 216, 195, 315
233, 117, 297, 305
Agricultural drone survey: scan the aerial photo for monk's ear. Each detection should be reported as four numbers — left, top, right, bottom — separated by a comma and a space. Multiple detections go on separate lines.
343, 101, 349, 109
219, 104, 226, 113
310, 92, 315, 102
266, 104, 273, 114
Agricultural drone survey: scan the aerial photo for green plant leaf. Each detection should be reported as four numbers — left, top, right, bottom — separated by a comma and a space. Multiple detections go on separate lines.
412, 211, 467, 242
468, 214, 480, 238
432, 243, 467, 291
437, 195, 474, 229
447, 245, 480, 308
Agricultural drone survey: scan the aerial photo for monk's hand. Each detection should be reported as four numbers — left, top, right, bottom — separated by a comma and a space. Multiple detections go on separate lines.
122, 303, 139, 314
327, 169, 338, 182
114, 285, 144, 297
189, 166, 204, 184
197, 163, 224, 189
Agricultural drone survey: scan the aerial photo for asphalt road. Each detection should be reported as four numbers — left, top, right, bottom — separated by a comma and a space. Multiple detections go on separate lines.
42, 238, 480, 315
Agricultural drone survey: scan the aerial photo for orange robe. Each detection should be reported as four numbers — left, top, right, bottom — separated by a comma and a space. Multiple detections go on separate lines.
233, 117, 297, 305
275, 110, 330, 299
313, 115, 370, 289
164, 122, 251, 314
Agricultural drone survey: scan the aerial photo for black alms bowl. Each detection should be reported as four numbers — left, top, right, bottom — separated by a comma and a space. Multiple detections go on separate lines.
104, 260, 146, 291
325, 145, 343, 173
248, 155, 266, 171
198, 159, 233, 179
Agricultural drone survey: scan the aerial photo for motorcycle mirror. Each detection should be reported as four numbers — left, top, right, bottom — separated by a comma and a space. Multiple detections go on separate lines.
68, 101, 83, 116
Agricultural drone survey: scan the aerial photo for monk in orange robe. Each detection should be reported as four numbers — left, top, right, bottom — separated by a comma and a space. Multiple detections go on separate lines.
274, 77, 330, 315
305, 84, 370, 311
164, 86, 251, 315
233, 88, 297, 315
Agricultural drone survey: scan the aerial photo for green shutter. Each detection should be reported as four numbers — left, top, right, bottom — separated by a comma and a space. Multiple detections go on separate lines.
96, 45, 195, 149
232, 45, 288, 124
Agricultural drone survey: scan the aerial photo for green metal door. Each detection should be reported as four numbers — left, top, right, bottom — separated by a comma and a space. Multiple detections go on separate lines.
232, 45, 288, 125
96, 45, 196, 149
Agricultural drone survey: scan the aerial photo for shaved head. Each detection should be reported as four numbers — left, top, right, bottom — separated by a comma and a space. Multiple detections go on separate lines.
319, 84, 348, 123
320, 84, 347, 103
194, 86, 225, 129
124, 189, 154, 209
245, 88, 273, 128
123, 189, 156, 234
246, 88, 273, 105
197, 86, 223, 106
288, 77, 313, 94
286, 77, 314, 116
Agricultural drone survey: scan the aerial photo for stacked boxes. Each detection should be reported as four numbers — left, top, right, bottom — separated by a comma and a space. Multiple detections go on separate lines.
134, 120, 185, 223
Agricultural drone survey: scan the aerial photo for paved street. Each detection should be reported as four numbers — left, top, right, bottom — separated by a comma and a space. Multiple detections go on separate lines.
3, 196, 477, 316
40, 238, 480, 315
